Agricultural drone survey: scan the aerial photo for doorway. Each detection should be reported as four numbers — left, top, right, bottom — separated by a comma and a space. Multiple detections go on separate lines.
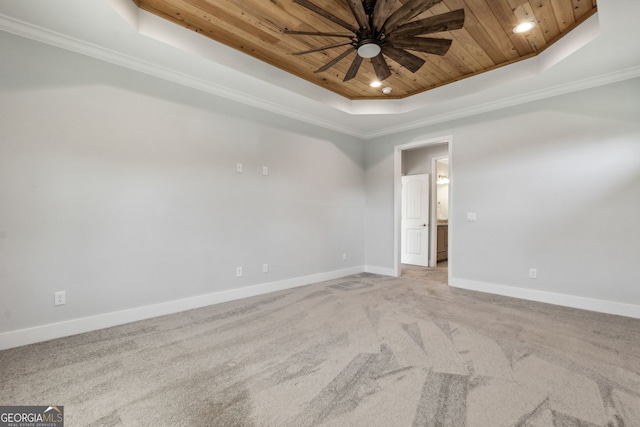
393, 137, 452, 279
434, 158, 449, 265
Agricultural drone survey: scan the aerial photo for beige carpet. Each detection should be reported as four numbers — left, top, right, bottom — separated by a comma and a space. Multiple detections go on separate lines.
1, 265, 639, 426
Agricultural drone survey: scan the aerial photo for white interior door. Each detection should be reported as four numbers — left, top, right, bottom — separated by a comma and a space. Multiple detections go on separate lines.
401, 174, 430, 266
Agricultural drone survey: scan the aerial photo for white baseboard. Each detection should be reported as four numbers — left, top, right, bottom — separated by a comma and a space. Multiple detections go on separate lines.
450, 277, 640, 319
364, 265, 396, 277
0, 266, 364, 350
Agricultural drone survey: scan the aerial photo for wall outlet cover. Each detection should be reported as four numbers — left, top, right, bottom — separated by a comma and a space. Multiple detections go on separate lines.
54, 291, 66, 306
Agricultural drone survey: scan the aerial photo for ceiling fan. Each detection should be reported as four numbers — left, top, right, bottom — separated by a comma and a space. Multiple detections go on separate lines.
285, 0, 465, 82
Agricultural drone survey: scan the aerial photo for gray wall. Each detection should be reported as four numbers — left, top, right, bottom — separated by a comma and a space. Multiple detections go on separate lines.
2, 29, 639, 341
365, 77, 640, 308
0, 32, 365, 334
402, 144, 448, 176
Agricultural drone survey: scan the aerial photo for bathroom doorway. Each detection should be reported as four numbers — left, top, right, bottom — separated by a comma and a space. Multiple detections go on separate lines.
434, 158, 449, 265
393, 137, 452, 278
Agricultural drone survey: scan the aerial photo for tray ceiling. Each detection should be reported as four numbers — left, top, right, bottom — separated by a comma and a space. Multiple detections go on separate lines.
133, 0, 597, 100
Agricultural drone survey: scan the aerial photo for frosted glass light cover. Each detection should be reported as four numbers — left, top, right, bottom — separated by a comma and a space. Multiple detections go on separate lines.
357, 43, 381, 58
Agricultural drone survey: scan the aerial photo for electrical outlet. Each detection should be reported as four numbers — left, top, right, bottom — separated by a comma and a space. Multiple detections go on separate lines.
236, 163, 243, 173
263, 263, 269, 273
236, 267, 243, 277
466, 212, 477, 222
54, 291, 66, 306
529, 268, 537, 279
263, 166, 269, 176
342, 253, 347, 261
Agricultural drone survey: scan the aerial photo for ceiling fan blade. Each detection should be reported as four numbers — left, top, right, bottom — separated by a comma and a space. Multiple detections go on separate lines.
293, 0, 357, 33
371, 53, 392, 81
316, 48, 355, 73
381, 45, 425, 73
346, 0, 370, 31
284, 30, 354, 38
292, 41, 353, 55
344, 55, 364, 81
372, 0, 397, 31
391, 9, 465, 38
383, 0, 442, 33
388, 37, 452, 55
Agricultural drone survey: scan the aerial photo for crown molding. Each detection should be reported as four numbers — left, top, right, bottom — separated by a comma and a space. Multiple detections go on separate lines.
1, 12, 639, 141
362, 65, 640, 139
0, 13, 366, 139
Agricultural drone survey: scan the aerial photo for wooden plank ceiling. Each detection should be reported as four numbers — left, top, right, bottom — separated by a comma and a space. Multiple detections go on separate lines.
133, 0, 597, 100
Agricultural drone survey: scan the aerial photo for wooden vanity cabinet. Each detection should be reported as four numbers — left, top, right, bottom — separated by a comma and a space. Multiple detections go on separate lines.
437, 224, 448, 262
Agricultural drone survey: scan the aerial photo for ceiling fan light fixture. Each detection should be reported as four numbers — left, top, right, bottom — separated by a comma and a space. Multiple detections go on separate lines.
357, 41, 381, 58
286, 0, 466, 88
369, 80, 382, 88
513, 22, 535, 33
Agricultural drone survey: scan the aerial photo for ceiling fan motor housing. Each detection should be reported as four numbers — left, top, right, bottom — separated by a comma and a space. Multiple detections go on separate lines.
354, 15, 385, 59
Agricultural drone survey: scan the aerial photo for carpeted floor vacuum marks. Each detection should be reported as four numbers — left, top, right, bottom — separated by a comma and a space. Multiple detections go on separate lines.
1, 266, 639, 426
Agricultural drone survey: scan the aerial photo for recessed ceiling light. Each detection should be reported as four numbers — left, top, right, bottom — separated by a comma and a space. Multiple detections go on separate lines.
513, 22, 535, 33
369, 81, 382, 88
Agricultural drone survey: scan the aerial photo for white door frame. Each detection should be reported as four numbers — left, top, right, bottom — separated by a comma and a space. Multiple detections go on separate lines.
393, 136, 453, 278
